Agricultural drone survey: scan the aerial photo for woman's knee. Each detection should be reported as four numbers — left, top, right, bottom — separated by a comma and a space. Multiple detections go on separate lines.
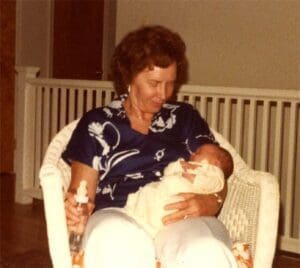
155, 217, 237, 268
159, 235, 236, 268
84, 209, 138, 238
83, 209, 155, 268
178, 236, 237, 268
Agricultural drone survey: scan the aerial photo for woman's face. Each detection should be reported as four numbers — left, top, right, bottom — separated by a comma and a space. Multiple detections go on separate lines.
129, 63, 177, 114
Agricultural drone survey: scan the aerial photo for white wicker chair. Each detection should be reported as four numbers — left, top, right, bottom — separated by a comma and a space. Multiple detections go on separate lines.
39, 119, 280, 268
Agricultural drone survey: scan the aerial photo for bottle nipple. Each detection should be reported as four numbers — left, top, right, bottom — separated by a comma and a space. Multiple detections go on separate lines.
75, 180, 88, 203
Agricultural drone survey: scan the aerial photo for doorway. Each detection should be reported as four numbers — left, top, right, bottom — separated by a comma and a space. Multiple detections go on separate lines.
52, 0, 104, 80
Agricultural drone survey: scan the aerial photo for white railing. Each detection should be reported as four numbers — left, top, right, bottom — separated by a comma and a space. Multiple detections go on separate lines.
14, 66, 300, 254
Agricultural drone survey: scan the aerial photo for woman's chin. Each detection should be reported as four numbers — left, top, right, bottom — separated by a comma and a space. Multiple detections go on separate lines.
151, 102, 164, 111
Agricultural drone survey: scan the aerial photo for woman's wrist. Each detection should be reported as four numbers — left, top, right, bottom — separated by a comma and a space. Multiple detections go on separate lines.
200, 193, 224, 217
211, 192, 224, 215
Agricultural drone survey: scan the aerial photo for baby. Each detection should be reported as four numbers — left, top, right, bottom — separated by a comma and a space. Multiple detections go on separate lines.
124, 144, 233, 237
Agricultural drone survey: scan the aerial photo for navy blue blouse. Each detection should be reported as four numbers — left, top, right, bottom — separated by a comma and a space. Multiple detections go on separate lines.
62, 94, 216, 211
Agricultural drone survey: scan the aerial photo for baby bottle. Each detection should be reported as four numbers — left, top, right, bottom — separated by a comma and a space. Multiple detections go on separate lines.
69, 180, 89, 267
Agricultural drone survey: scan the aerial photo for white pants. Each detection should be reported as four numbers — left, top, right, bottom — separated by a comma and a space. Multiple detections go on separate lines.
82, 208, 237, 268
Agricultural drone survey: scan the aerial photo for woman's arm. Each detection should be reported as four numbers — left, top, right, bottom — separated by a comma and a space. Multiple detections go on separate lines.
64, 161, 99, 229
162, 183, 227, 225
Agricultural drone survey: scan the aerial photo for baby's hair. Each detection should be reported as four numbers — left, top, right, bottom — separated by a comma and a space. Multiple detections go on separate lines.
193, 144, 234, 179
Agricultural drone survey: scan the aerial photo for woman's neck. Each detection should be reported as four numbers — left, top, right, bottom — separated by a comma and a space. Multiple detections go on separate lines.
123, 98, 153, 134
123, 98, 153, 122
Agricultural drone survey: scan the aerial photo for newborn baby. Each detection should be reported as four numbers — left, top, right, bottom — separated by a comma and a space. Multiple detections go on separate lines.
124, 144, 232, 237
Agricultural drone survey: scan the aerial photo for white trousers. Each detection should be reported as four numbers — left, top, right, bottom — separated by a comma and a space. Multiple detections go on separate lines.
82, 208, 237, 268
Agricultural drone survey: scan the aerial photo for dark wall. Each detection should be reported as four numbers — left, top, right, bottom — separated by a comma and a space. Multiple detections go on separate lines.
0, 0, 16, 173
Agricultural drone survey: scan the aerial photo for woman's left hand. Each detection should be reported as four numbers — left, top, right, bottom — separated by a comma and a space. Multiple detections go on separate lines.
162, 192, 222, 225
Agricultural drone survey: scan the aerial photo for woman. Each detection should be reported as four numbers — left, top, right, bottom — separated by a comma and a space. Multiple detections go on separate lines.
63, 25, 237, 268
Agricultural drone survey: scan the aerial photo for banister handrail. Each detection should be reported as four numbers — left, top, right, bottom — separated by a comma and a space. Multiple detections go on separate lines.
25, 77, 114, 89
25, 77, 299, 102
179, 84, 299, 101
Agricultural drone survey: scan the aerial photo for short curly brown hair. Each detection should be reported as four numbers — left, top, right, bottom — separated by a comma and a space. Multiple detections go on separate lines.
110, 25, 188, 95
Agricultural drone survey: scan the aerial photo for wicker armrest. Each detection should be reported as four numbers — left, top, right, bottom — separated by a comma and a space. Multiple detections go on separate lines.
212, 129, 279, 268
218, 169, 279, 268
39, 121, 79, 268
250, 170, 280, 268
40, 164, 72, 268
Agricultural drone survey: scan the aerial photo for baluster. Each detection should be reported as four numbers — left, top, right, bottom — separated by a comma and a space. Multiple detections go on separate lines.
222, 98, 231, 140
200, 96, 207, 120
234, 98, 243, 154
60, 88, 67, 129
272, 101, 283, 178
51, 87, 59, 138
211, 97, 219, 131
42, 86, 51, 155
77, 88, 84, 117
284, 101, 297, 237
68, 88, 76, 122
86, 89, 94, 110
247, 98, 256, 168
260, 100, 270, 171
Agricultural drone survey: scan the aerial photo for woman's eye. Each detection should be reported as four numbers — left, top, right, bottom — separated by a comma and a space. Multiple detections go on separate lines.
166, 82, 175, 91
149, 81, 158, 87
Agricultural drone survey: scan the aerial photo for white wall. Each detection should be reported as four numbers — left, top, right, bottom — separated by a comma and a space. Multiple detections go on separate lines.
116, 0, 300, 90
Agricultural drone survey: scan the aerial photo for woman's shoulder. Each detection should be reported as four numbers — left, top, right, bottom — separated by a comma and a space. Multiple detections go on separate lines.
163, 100, 196, 114
80, 97, 125, 123
81, 106, 108, 122
162, 100, 206, 126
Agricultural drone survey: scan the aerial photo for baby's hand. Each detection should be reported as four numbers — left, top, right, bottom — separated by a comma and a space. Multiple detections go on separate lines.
180, 160, 198, 182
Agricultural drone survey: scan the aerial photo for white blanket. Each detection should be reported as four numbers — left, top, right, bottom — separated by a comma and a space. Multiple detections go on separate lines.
124, 159, 224, 237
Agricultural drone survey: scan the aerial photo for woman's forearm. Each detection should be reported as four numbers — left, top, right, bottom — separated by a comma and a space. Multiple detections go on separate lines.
68, 161, 99, 203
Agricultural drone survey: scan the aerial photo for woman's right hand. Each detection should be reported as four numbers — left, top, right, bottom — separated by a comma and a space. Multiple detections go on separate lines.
65, 161, 99, 231
64, 191, 95, 232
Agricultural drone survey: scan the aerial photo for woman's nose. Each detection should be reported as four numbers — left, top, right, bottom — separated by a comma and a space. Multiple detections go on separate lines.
157, 85, 167, 100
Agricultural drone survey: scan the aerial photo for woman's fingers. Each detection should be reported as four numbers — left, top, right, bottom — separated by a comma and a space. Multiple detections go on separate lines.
64, 192, 95, 230
164, 197, 188, 211
162, 192, 219, 225
65, 203, 80, 226
162, 193, 197, 225
64, 192, 81, 225
162, 209, 189, 225
87, 202, 95, 216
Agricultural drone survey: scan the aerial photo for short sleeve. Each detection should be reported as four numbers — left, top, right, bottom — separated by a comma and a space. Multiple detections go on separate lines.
178, 103, 217, 153
61, 110, 106, 170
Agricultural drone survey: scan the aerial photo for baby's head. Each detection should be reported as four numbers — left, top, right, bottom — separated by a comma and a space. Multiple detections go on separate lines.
191, 144, 233, 178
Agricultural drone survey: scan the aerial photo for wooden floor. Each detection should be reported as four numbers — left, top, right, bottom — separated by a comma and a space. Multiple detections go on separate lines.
1, 173, 299, 268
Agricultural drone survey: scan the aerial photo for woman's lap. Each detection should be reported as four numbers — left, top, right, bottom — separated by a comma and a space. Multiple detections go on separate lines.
82, 209, 237, 268
155, 217, 237, 268
82, 208, 155, 268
